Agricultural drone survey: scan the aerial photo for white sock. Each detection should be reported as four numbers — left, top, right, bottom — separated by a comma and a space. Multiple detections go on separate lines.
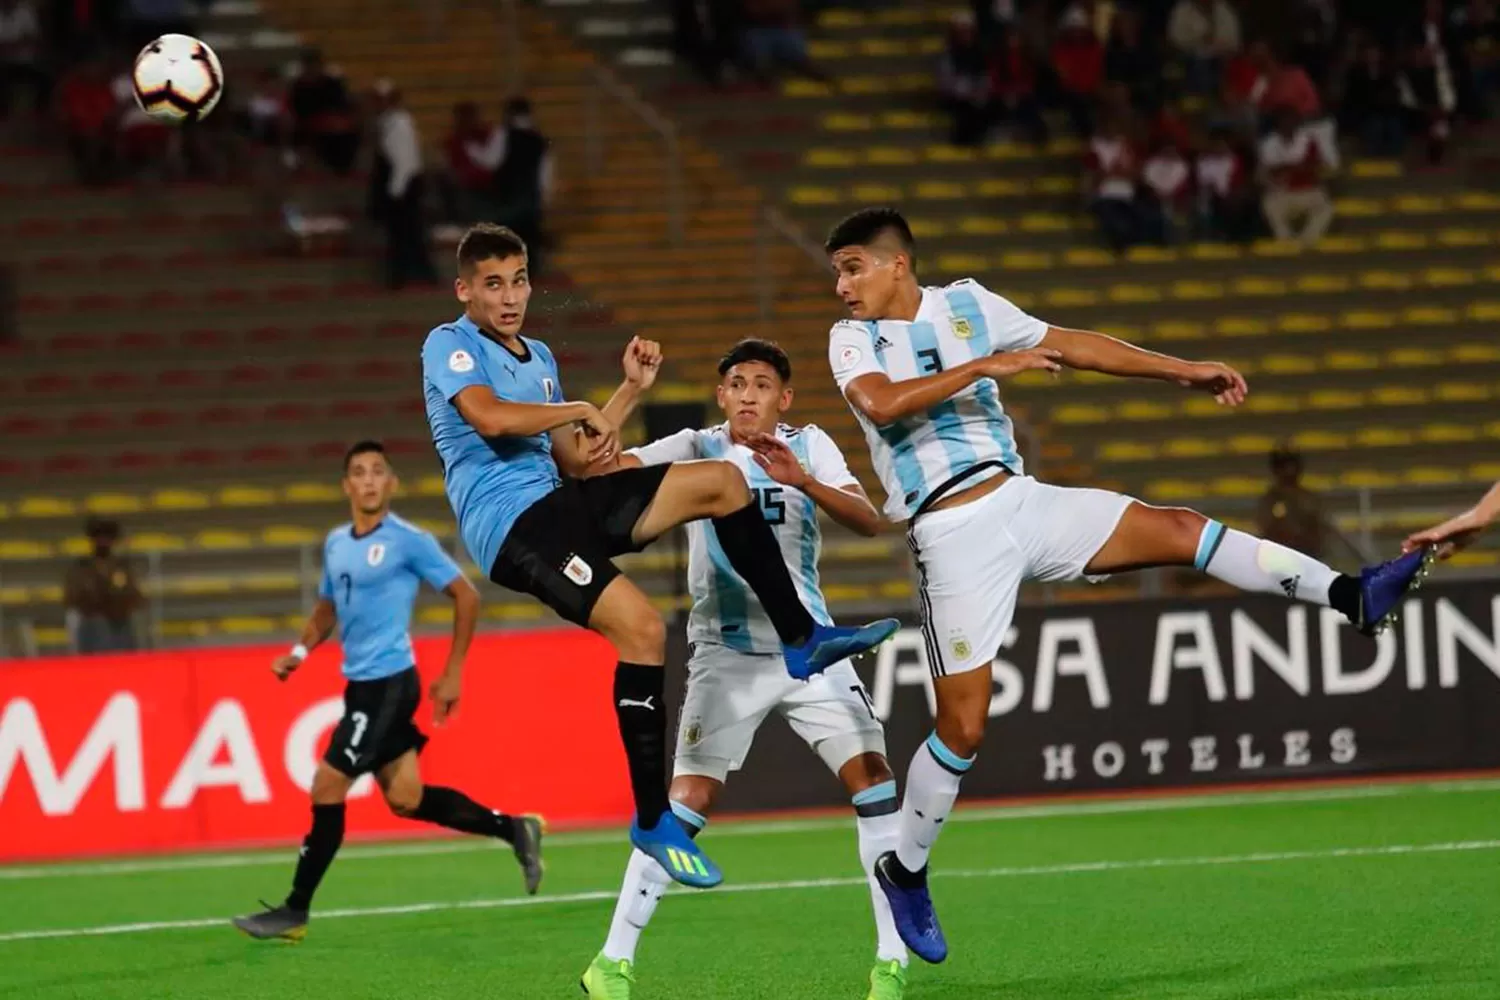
854, 781, 909, 966
601, 848, 671, 963
895, 734, 971, 874
1196, 522, 1337, 606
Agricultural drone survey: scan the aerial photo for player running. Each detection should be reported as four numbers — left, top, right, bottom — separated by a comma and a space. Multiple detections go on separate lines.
579, 339, 911, 1000
420, 224, 898, 888
233, 440, 543, 942
797, 207, 1434, 964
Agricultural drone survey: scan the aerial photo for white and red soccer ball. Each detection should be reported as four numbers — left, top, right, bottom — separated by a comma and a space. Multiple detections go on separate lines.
131, 33, 225, 124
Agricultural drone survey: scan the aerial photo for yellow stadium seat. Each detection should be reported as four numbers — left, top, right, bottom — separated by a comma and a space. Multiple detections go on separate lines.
84, 493, 143, 514
984, 142, 1031, 161
1372, 386, 1430, 406
418, 606, 455, 626
1314, 235, 1367, 253
1099, 441, 1158, 461
129, 532, 187, 553
1072, 369, 1116, 384
1178, 398, 1221, 419
1486, 264, 1500, 282
1172, 281, 1226, 300
283, 482, 341, 503
195, 529, 254, 550
1278, 314, 1333, 333
1355, 427, 1413, 448
879, 579, 913, 599
262, 525, 320, 546
1262, 354, 1318, 374
1153, 321, 1206, 340
1450, 551, 1500, 568
907, 217, 949, 238
1163, 438, 1222, 458
807, 40, 852, 59
1419, 424, 1479, 443
783, 79, 834, 98
243, 573, 300, 593
1235, 277, 1289, 295
1360, 270, 1414, 289
219, 616, 279, 634
789, 186, 840, 205
1148, 480, 1207, 501
1020, 214, 1073, 233
1009, 369, 1056, 388
0, 501, 9, 519
881, 111, 937, 129
1335, 198, 1383, 216
805, 147, 859, 167
925, 144, 977, 163
1296, 275, 1351, 293
1246, 393, 1301, 413
1126, 246, 1178, 263
1188, 243, 1241, 260
1435, 382, 1491, 402
1482, 421, 1500, 440
1210, 476, 1265, 498
818, 8, 865, 27
1252, 240, 1303, 257
1309, 390, 1364, 410
19, 496, 76, 517
167, 576, 234, 596
1387, 348, 1445, 367
1228, 435, 1276, 455
936, 253, 987, 273
219, 486, 276, 507
1451, 342, 1500, 362
1053, 405, 1111, 424
1458, 191, 1500, 209
1065, 248, 1114, 266
1215, 317, 1269, 336
1340, 469, 1400, 489
976, 178, 1026, 197
868, 146, 919, 166
486, 602, 545, 622
1095, 323, 1145, 339
822, 113, 873, 131
1034, 176, 1078, 196
150, 488, 208, 511
914, 181, 965, 200
1405, 466, 1464, 486
1118, 401, 1173, 420
1352, 160, 1402, 178
1425, 268, 1477, 286
1325, 350, 1380, 370
873, 6, 927, 24
847, 184, 901, 205
1439, 229, 1492, 247
1109, 284, 1162, 303
958, 217, 1010, 236
0, 586, 31, 606
998, 251, 1051, 269
1340, 310, 1396, 329
1045, 288, 1101, 307
0, 540, 53, 559
59, 537, 89, 557
1395, 195, 1445, 213
1472, 462, 1500, 480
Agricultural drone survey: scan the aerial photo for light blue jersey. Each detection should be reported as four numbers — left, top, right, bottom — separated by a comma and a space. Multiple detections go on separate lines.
828, 280, 1047, 521
627, 423, 856, 654
318, 513, 463, 680
422, 315, 564, 572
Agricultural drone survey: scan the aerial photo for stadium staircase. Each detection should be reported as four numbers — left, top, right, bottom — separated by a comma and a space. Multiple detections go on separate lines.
541, 0, 1500, 579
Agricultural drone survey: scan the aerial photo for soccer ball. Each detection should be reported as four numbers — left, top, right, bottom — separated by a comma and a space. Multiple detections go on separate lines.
131, 34, 224, 123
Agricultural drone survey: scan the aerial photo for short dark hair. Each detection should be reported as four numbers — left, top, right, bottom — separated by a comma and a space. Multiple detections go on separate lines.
343, 439, 386, 473
824, 207, 917, 266
457, 223, 528, 275
718, 339, 792, 383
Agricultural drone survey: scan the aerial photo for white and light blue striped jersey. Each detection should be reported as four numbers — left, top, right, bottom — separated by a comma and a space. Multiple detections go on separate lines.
828, 279, 1047, 522
627, 423, 858, 654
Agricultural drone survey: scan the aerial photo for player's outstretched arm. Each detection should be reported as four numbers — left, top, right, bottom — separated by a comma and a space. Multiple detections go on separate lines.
430, 576, 480, 725
453, 384, 610, 440
273, 598, 336, 680
599, 336, 662, 428
1403, 480, 1500, 559
1039, 326, 1248, 405
842, 349, 1062, 427
747, 433, 882, 537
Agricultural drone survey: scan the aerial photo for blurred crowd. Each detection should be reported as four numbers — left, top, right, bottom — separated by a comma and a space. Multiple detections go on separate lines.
938, 0, 1499, 249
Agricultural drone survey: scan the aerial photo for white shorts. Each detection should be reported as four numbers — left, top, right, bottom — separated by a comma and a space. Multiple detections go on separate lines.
908, 475, 1132, 678
673, 642, 887, 782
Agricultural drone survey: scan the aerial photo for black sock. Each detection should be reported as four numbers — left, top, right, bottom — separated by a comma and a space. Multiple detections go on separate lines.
286, 802, 345, 912
613, 661, 669, 825
711, 501, 815, 645
411, 786, 515, 842
1328, 574, 1361, 621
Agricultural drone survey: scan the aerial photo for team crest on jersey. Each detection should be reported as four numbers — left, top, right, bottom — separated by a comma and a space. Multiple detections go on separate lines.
949, 632, 972, 661
683, 722, 703, 747
366, 543, 386, 567
542, 376, 554, 398
834, 345, 862, 373
562, 554, 593, 586
448, 349, 474, 373
951, 317, 975, 339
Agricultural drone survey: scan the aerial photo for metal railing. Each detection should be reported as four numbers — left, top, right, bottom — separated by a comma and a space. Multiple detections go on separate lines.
582, 62, 686, 246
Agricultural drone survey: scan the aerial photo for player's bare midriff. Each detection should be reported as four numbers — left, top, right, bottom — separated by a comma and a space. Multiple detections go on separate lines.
927, 469, 1011, 514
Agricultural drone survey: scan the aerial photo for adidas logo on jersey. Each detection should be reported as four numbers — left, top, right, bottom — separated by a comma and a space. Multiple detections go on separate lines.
872, 335, 894, 353
1280, 575, 1300, 598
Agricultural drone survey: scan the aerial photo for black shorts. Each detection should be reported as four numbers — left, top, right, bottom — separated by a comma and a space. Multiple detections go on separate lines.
323, 668, 429, 777
489, 464, 673, 627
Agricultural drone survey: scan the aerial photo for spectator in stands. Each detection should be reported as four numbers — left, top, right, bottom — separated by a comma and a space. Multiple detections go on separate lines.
240, 67, 294, 164
55, 55, 117, 184
290, 48, 360, 176
1259, 106, 1335, 245
992, 26, 1048, 144
111, 57, 176, 177
369, 79, 436, 290
1051, 6, 1104, 135
1167, 0, 1242, 93
439, 100, 503, 224
1195, 125, 1258, 241
1256, 447, 1326, 560
1087, 112, 1164, 251
972, 0, 1019, 44
1142, 137, 1193, 243
1412, 0, 1477, 121
1104, 6, 1161, 113
122, 0, 194, 52
741, 0, 828, 84
1339, 38, 1407, 156
1290, 0, 1340, 89
938, 10, 992, 146
463, 96, 553, 272
64, 518, 142, 655
672, 0, 737, 85
1400, 36, 1459, 165
0, 0, 47, 127
1453, 0, 1500, 117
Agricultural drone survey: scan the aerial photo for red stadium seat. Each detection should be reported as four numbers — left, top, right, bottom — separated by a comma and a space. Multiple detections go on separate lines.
353, 359, 404, 379
0, 415, 48, 435
66, 411, 117, 433
132, 408, 182, 429
225, 364, 274, 384
41, 453, 94, 475
0, 457, 29, 477
390, 398, 425, 416
244, 444, 295, 464
75, 292, 125, 311
157, 368, 208, 389
90, 371, 144, 392
140, 289, 187, 308
180, 328, 230, 349
111, 451, 166, 471
16, 218, 62, 236
376, 320, 411, 339
199, 405, 250, 425
312, 322, 359, 341
23, 373, 78, 394
99, 253, 145, 270
338, 400, 383, 419
288, 362, 334, 381
176, 447, 227, 466
19, 294, 61, 312
34, 256, 69, 272
51, 333, 103, 352
206, 287, 251, 305
266, 402, 315, 422
268, 284, 318, 303
306, 440, 348, 460
248, 326, 293, 345
116, 331, 168, 351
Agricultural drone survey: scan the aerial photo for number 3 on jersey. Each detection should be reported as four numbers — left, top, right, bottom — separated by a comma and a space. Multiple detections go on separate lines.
917, 347, 944, 374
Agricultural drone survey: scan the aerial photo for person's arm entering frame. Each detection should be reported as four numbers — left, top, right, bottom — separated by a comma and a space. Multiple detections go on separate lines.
1403, 481, 1500, 559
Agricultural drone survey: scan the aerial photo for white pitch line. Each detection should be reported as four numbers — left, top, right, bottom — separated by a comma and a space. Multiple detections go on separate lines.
2, 838, 1497, 945
5, 776, 1500, 883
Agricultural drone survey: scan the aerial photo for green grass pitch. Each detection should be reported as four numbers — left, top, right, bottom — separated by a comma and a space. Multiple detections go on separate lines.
4, 778, 1500, 999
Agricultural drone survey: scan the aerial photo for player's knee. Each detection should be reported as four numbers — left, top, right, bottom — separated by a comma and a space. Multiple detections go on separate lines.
936, 712, 988, 759
1162, 506, 1210, 549
707, 460, 751, 513
669, 778, 718, 818
612, 606, 666, 661
384, 786, 423, 818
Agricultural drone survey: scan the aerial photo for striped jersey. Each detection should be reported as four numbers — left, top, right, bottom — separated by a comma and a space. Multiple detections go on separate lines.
627, 423, 857, 654
828, 279, 1048, 522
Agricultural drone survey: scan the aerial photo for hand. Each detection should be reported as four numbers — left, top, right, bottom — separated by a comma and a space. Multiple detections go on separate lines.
271, 654, 300, 682
577, 402, 619, 465
430, 671, 462, 726
979, 348, 1063, 380
747, 434, 809, 488
1402, 508, 1489, 560
1177, 361, 1247, 406
621, 336, 663, 390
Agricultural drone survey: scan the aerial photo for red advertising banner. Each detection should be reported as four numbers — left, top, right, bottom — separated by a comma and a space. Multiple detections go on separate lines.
0, 630, 629, 861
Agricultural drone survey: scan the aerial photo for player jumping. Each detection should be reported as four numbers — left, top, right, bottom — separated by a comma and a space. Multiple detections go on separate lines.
579, 339, 911, 1000
232, 440, 543, 942
420, 224, 898, 888
795, 207, 1434, 964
